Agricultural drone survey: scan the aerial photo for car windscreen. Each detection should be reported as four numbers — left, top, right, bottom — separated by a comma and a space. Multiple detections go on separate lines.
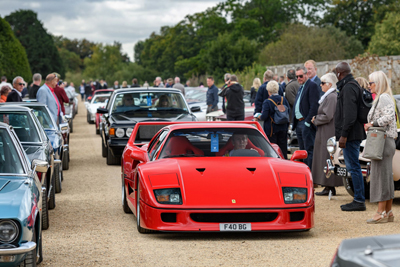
158, 127, 279, 158
92, 95, 110, 104
0, 112, 41, 143
111, 92, 188, 118
31, 106, 55, 130
0, 129, 24, 174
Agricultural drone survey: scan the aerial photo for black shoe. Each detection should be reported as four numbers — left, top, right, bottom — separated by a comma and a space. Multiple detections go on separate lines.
341, 201, 366, 211
315, 187, 336, 196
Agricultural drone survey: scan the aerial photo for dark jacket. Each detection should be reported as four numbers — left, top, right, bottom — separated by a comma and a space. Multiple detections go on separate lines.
254, 81, 284, 114
29, 84, 40, 99
85, 83, 92, 96
219, 83, 229, 114
222, 82, 244, 117
292, 79, 320, 131
335, 74, 366, 141
260, 94, 289, 137
311, 76, 323, 97
131, 84, 140, 88
6, 89, 22, 102
250, 87, 257, 105
206, 84, 219, 109
54, 86, 69, 114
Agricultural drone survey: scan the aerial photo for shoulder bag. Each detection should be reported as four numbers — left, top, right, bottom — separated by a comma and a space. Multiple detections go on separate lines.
268, 96, 289, 125
363, 98, 387, 160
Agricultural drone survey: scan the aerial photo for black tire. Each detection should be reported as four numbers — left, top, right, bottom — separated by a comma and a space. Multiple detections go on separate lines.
37, 228, 43, 264
136, 181, 155, 234
62, 150, 69, 170
54, 164, 62, 193
107, 147, 120, 165
70, 120, 73, 133
342, 177, 370, 199
87, 112, 90, 123
101, 137, 107, 158
41, 188, 49, 230
48, 175, 56, 210
19, 230, 37, 267
122, 181, 132, 214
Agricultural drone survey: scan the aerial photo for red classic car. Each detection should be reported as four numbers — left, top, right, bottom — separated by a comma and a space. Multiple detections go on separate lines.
121, 121, 313, 233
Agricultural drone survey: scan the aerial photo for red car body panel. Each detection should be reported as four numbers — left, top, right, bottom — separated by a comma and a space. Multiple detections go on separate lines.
122, 122, 314, 232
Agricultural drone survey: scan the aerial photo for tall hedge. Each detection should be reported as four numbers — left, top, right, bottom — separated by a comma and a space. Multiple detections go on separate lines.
5, 10, 65, 80
0, 17, 31, 82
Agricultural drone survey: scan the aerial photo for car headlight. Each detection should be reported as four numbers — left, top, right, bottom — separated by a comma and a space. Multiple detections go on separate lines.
0, 220, 19, 243
126, 128, 133, 137
153, 188, 182, 205
282, 187, 307, 204
115, 128, 125, 138
327, 137, 337, 154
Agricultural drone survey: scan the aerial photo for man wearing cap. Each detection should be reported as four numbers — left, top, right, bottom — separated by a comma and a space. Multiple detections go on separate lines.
37, 73, 62, 124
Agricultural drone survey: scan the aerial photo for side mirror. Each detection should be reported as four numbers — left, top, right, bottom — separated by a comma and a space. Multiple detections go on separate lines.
290, 150, 308, 161
130, 149, 147, 163
97, 107, 108, 114
190, 106, 201, 112
32, 159, 49, 173
69, 98, 74, 102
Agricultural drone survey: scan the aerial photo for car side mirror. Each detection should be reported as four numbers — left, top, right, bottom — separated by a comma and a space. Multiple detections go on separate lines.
32, 159, 49, 173
130, 149, 147, 162
290, 150, 308, 161
69, 98, 74, 102
190, 106, 201, 112
97, 107, 108, 114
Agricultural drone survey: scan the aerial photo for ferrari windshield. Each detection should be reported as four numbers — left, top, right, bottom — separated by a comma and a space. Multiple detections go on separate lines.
30, 106, 56, 130
0, 129, 24, 174
158, 128, 279, 158
0, 112, 41, 143
111, 92, 188, 118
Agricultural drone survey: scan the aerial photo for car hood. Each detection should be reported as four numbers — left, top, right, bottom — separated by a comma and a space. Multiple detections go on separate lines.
143, 157, 311, 209
23, 144, 46, 162
0, 177, 31, 219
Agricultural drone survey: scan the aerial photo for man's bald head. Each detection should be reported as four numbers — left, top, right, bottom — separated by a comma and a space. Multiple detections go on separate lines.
45, 73, 58, 88
335, 62, 351, 81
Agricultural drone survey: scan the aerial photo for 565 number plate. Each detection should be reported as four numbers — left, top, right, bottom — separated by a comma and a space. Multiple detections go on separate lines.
219, 223, 251, 231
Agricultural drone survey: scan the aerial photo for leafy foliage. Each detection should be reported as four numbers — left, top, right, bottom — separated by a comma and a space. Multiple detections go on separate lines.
5, 9, 64, 78
0, 17, 31, 82
258, 24, 364, 66
368, 12, 400, 56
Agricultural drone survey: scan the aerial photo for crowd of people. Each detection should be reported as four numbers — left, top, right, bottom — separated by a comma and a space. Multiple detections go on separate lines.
204, 61, 399, 223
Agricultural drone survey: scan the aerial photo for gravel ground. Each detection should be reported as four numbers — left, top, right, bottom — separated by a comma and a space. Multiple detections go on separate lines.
42, 100, 400, 266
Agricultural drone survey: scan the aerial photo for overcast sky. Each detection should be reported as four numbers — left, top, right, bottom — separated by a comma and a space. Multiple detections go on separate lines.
0, 0, 222, 61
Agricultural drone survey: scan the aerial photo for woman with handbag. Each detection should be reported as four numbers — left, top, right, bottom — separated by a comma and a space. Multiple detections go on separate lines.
364, 71, 397, 224
312, 73, 343, 196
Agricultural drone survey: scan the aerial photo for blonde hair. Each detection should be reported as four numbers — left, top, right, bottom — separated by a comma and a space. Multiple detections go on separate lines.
304, 60, 317, 68
266, 80, 279, 94
355, 77, 368, 90
122, 81, 128, 87
320, 73, 338, 88
252, 78, 261, 90
369, 71, 393, 104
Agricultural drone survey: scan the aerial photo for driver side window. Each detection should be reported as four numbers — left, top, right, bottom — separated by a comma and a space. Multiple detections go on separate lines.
148, 130, 169, 161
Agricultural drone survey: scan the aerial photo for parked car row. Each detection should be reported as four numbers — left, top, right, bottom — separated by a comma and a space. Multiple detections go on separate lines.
0, 101, 72, 266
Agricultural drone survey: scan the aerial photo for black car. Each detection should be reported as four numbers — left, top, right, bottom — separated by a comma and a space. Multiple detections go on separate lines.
98, 88, 199, 165
0, 105, 57, 229
331, 234, 400, 266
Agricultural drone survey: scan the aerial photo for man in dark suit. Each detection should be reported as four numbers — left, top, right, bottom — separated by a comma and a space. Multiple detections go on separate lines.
293, 66, 320, 169
284, 69, 301, 123
6, 76, 25, 102
305, 60, 322, 97
29, 73, 42, 99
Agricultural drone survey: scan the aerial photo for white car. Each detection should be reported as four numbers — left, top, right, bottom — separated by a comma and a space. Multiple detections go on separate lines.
85, 94, 110, 124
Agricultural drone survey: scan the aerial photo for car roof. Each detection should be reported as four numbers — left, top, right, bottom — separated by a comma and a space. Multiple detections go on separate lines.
165, 122, 260, 131
0, 105, 31, 112
0, 121, 10, 129
1, 102, 46, 107
113, 87, 182, 93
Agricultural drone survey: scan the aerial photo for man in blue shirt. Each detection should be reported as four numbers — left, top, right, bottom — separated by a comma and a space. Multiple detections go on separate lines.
206, 76, 219, 113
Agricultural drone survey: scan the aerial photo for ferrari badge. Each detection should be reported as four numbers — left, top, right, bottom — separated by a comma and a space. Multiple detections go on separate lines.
232, 199, 236, 203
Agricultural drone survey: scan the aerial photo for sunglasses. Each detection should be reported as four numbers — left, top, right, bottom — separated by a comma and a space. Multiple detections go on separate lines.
321, 82, 327, 85
18, 83, 24, 86
296, 75, 304, 78
369, 82, 375, 85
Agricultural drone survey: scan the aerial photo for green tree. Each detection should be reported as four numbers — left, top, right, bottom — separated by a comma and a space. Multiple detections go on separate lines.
319, 0, 399, 48
258, 24, 364, 66
0, 17, 31, 82
58, 48, 81, 72
368, 12, 400, 56
5, 10, 65, 77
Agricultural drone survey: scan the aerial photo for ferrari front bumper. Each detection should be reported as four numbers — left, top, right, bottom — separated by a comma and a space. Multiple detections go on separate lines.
139, 202, 314, 232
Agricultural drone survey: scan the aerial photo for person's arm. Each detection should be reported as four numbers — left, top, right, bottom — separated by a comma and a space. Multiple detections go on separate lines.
305, 83, 320, 125
212, 87, 218, 109
254, 86, 264, 114
259, 99, 272, 121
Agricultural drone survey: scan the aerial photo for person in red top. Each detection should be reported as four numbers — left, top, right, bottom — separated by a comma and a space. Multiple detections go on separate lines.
0, 86, 11, 102
52, 73, 69, 115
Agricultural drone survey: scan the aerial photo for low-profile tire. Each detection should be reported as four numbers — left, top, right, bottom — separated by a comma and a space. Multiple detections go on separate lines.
37, 228, 43, 264
69, 120, 74, 133
62, 150, 69, 170
342, 177, 370, 199
96, 127, 100, 135
48, 176, 56, 210
107, 147, 120, 165
19, 230, 37, 267
87, 113, 90, 123
136, 181, 155, 234
54, 164, 62, 193
41, 188, 49, 230
122, 181, 132, 214
101, 138, 107, 158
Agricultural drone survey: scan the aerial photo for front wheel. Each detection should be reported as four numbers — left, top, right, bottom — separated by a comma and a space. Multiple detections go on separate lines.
136, 181, 155, 234
69, 120, 73, 133
122, 181, 132, 214
62, 150, 69, 170
41, 188, 49, 230
342, 176, 370, 199
107, 147, 120, 165
18, 230, 38, 267
48, 176, 56, 210
54, 164, 62, 193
